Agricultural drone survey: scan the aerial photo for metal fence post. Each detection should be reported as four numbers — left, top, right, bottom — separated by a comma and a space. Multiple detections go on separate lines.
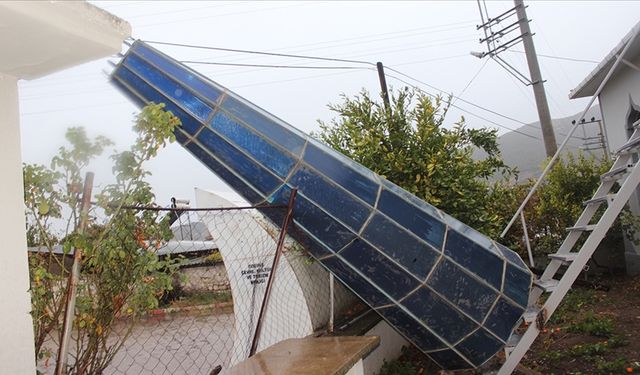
328, 273, 335, 334
249, 188, 297, 357
55, 172, 94, 375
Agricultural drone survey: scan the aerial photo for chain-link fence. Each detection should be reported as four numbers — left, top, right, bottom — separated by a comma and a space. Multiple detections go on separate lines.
31, 199, 357, 375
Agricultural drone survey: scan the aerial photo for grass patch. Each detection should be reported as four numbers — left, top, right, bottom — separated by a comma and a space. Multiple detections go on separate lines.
550, 288, 596, 324
595, 358, 627, 374
570, 342, 608, 357
567, 312, 614, 337
539, 336, 628, 363
539, 349, 566, 362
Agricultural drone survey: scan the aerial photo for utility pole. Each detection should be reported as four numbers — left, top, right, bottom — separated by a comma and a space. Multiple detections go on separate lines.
514, 0, 557, 157
376, 62, 391, 113
473, 0, 558, 157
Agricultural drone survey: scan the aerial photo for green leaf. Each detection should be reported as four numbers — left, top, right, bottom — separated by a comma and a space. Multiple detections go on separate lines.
38, 201, 49, 215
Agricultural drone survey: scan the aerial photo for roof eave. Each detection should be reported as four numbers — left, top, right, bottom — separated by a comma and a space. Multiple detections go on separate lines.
569, 21, 640, 100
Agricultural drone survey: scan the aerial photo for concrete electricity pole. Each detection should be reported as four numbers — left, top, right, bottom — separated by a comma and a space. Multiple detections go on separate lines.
514, 0, 557, 157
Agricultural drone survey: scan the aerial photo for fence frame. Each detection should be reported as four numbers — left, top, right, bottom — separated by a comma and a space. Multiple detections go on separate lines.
52, 196, 294, 374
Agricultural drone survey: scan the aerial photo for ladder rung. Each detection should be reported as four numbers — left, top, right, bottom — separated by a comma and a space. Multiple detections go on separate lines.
583, 194, 615, 206
601, 164, 634, 182
616, 136, 640, 155
533, 278, 559, 292
566, 224, 597, 232
549, 253, 578, 264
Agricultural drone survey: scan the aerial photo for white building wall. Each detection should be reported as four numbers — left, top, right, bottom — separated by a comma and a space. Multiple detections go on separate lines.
0, 73, 37, 375
598, 54, 640, 274
362, 320, 409, 375
598, 55, 640, 151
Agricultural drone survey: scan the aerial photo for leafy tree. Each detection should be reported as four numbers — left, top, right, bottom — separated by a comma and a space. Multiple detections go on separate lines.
493, 151, 627, 268
520, 153, 619, 258
25, 103, 182, 374
316, 87, 514, 238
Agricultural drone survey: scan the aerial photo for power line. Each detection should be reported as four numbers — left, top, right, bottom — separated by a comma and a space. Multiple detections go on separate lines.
24, 20, 475, 90
22, 22, 474, 88
178, 23, 476, 65
175, 35, 474, 72
143, 40, 375, 66
181, 60, 368, 70
198, 53, 471, 80
394, 54, 469, 67
340, 37, 474, 61
123, 2, 247, 21
135, 3, 316, 29
231, 68, 376, 90
451, 58, 489, 106
495, 49, 580, 141
383, 72, 542, 141
385, 65, 530, 126
508, 50, 599, 64
385, 65, 581, 142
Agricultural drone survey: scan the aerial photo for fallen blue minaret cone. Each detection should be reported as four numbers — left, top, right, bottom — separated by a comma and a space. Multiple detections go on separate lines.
111, 41, 532, 370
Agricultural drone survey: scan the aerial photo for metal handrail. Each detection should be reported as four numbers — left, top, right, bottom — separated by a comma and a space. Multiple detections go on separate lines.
500, 30, 640, 240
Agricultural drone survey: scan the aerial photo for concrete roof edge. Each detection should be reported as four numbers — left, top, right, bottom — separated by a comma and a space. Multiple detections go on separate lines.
1, 1, 131, 36
569, 20, 640, 100
0, 1, 131, 79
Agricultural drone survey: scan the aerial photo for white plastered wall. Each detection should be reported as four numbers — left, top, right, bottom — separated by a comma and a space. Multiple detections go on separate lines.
598, 54, 640, 274
0, 73, 37, 374
0, 3, 130, 372
598, 55, 640, 151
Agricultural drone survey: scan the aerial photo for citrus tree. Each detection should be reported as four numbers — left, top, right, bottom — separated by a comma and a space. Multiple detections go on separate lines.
521, 153, 618, 257
25, 103, 182, 374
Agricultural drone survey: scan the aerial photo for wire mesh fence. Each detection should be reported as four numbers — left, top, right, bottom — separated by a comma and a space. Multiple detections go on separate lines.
31, 200, 357, 375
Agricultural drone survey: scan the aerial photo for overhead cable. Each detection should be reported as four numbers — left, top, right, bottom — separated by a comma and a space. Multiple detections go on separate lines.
386, 65, 579, 142
181, 61, 368, 70
384, 73, 542, 141
508, 50, 599, 64
143, 40, 375, 66
385, 66, 530, 126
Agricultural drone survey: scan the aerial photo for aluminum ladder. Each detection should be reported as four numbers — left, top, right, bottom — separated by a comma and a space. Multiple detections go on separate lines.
497, 124, 640, 374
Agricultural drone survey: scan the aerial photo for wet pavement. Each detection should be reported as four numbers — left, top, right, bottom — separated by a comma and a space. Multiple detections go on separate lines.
38, 312, 235, 375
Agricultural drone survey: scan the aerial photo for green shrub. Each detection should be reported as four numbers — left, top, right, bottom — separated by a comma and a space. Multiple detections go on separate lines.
595, 358, 627, 374
378, 359, 417, 375
568, 312, 614, 337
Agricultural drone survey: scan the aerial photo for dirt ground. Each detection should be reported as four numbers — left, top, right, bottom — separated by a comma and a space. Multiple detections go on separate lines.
520, 275, 640, 375
381, 275, 640, 375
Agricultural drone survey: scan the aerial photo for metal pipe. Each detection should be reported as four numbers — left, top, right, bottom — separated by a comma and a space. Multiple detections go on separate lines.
113, 203, 287, 212
501, 29, 640, 239
249, 188, 298, 357
328, 273, 335, 334
55, 172, 94, 375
